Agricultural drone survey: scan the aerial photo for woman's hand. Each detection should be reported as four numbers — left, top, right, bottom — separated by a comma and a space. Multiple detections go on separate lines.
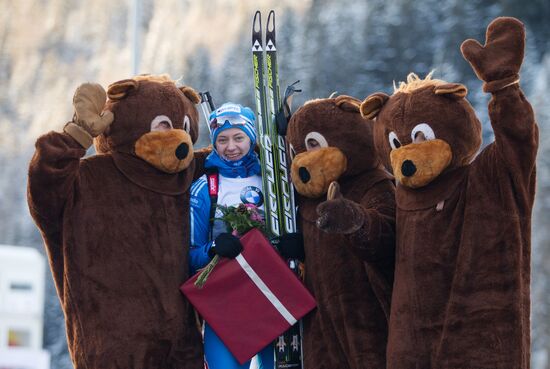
210, 233, 243, 259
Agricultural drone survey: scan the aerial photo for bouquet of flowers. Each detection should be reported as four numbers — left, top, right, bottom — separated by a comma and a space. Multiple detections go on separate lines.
194, 203, 265, 288
218, 203, 265, 236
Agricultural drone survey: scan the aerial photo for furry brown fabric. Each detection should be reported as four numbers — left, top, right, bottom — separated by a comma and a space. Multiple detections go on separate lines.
316, 182, 365, 234
27, 77, 204, 369
286, 96, 395, 369
361, 17, 537, 369
461, 18, 524, 93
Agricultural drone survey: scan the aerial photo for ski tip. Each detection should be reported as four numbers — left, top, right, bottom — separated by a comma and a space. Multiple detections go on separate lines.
267, 10, 275, 33
253, 11, 261, 33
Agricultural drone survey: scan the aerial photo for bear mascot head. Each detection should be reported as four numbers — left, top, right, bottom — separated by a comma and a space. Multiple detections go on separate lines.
360, 72, 481, 189
287, 95, 381, 198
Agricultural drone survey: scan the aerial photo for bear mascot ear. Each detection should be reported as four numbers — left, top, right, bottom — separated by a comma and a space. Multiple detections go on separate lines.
434, 83, 468, 99
107, 79, 139, 100
179, 86, 201, 104
360, 92, 390, 120
335, 95, 362, 113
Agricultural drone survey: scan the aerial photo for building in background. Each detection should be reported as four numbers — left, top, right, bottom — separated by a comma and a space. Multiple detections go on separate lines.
0, 245, 50, 369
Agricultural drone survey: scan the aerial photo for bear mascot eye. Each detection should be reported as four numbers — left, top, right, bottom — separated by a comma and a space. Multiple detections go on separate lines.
388, 131, 401, 149
411, 123, 436, 143
183, 115, 191, 133
150, 115, 173, 132
304, 132, 329, 151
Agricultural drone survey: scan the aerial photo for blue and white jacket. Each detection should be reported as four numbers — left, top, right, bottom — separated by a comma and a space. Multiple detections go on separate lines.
189, 173, 264, 275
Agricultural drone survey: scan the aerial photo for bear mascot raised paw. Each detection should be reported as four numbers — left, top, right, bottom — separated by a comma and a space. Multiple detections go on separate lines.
27, 75, 204, 369
360, 17, 537, 369
285, 95, 396, 369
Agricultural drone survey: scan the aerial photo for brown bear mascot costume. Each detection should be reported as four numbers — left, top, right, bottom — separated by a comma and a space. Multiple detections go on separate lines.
27, 75, 204, 369
360, 18, 537, 369
285, 95, 396, 369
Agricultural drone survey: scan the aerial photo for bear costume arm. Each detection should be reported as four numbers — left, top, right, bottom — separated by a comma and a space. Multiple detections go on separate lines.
316, 178, 396, 318
462, 17, 538, 180
317, 178, 396, 262
345, 179, 396, 263
192, 146, 212, 180
28, 131, 85, 231
485, 85, 538, 180
28, 82, 111, 235
27, 131, 86, 298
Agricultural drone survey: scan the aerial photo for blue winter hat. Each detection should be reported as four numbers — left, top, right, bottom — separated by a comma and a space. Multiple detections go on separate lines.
209, 103, 257, 148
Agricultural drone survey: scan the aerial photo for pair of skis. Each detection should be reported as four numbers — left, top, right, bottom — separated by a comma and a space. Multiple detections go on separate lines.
252, 10, 304, 369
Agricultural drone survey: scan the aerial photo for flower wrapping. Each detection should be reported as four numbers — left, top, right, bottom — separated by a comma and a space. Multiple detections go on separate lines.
180, 228, 316, 364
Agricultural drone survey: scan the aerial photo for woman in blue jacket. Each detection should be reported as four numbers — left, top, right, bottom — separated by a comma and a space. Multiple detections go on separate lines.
189, 102, 272, 369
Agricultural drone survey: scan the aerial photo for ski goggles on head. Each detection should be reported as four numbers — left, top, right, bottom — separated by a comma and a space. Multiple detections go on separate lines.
209, 115, 252, 131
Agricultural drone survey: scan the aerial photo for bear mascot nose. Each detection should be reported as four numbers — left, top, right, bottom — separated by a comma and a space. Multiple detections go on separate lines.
298, 167, 311, 183
401, 160, 417, 177
175, 143, 189, 160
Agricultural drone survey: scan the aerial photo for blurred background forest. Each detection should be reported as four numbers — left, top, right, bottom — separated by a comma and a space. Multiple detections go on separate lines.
0, 0, 549, 368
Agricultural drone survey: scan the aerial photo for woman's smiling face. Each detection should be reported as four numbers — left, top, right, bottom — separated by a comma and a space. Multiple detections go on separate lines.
215, 127, 251, 161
